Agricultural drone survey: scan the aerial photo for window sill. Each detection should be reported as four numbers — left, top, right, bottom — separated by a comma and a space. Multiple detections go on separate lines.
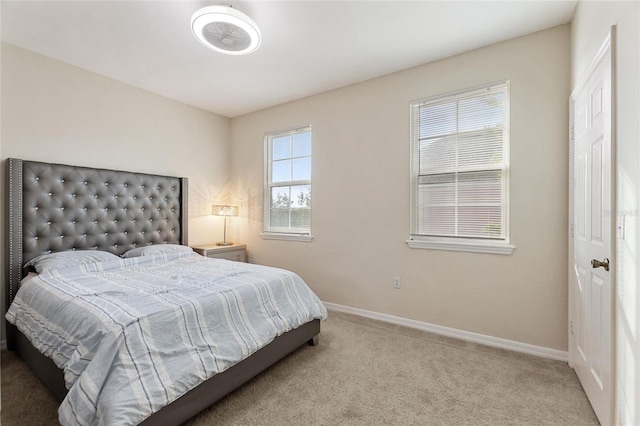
260, 233, 313, 242
406, 238, 515, 255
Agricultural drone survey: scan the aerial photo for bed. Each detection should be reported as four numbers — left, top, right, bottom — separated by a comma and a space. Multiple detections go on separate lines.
4, 158, 326, 425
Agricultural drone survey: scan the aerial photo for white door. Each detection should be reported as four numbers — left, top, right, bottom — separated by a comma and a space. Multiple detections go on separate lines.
569, 36, 614, 425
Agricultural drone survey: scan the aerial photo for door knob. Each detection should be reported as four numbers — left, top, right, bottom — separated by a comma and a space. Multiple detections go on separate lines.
591, 258, 610, 271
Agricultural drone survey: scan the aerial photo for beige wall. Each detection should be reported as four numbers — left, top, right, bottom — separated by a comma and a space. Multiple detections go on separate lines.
230, 25, 571, 351
571, 2, 640, 424
0, 43, 232, 339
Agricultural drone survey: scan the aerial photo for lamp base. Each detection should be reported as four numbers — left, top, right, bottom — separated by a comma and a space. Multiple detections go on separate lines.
216, 242, 234, 246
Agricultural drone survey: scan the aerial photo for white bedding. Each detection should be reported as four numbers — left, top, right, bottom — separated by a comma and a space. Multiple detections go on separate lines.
6, 251, 327, 425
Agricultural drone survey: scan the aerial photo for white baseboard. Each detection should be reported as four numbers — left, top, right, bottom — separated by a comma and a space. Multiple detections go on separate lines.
0, 306, 567, 361
323, 302, 568, 362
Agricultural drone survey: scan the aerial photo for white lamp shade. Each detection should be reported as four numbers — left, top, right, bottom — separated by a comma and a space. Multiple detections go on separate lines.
212, 205, 239, 216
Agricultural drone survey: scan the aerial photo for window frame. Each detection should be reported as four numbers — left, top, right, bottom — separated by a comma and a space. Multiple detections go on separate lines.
407, 81, 515, 255
261, 125, 313, 242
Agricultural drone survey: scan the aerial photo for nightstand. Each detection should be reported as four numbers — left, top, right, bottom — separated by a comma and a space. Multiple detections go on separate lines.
192, 243, 247, 262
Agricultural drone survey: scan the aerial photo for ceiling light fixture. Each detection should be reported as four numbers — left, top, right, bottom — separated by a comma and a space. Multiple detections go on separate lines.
191, 4, 261, 55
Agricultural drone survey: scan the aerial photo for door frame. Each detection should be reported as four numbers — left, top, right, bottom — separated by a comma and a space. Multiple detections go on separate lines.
568, 25, 617, 425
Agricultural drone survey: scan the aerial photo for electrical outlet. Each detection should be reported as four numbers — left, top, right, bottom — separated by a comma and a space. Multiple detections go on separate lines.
617, 215, 626, 240
393, 276, 401, 289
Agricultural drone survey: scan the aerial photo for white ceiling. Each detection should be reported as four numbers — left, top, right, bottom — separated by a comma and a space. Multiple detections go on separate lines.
1, 1, 577, 118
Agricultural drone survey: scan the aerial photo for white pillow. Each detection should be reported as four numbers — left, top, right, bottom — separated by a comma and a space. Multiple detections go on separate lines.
121, 244, 193, 258
24, 250, 121, 274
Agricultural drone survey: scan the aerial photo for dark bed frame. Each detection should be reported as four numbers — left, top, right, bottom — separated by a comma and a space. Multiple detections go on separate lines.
5, 158, 320, 425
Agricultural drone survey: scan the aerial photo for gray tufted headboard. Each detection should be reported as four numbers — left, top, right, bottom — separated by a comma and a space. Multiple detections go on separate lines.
6, 158, 188, 310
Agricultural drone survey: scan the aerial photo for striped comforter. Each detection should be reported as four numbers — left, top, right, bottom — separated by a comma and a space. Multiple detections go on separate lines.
6, 251, 327, 425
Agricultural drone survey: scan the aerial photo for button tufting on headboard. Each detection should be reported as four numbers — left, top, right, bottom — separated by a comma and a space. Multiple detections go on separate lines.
17, 159, 187, 266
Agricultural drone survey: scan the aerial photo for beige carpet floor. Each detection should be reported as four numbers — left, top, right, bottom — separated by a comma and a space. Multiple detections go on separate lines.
1, 310, 598, 425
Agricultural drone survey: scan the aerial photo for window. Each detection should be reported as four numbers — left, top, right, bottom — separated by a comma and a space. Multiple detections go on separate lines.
408, 82, 514, 254
262, 126, 312, 241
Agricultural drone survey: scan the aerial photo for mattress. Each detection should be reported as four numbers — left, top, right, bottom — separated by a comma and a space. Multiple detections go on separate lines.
6, 251, 327, 425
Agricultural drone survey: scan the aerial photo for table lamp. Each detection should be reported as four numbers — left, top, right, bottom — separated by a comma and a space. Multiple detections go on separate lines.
212, 204, 239, 246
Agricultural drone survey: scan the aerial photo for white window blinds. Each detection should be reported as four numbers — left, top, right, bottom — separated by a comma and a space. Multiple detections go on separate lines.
410, 82, 509, 242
